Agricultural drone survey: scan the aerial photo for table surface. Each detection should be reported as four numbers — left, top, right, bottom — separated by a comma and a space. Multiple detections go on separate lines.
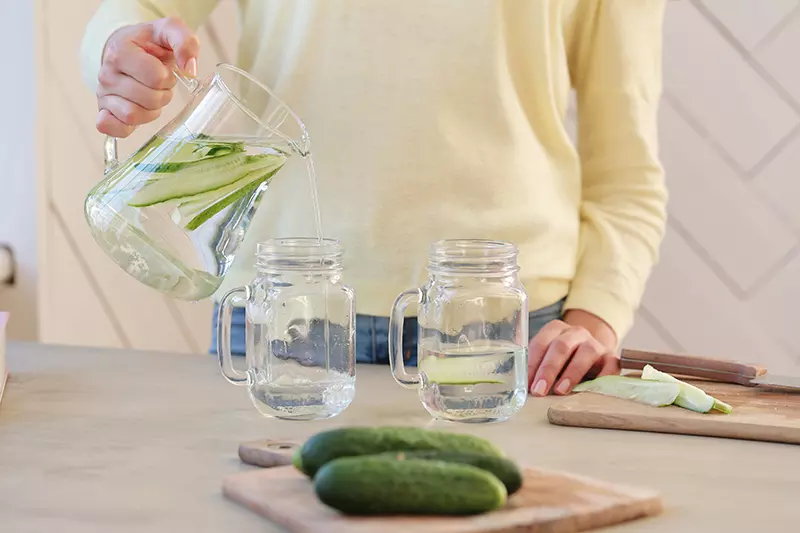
1, 342, 798, 533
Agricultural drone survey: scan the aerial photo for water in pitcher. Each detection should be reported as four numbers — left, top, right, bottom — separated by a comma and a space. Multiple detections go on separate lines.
418, 339, 528, 423
85, 129, 324, 301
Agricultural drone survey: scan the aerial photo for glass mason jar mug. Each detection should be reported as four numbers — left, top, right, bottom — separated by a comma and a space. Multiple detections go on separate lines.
217, 238, 356, 421
389, 240, 529, 423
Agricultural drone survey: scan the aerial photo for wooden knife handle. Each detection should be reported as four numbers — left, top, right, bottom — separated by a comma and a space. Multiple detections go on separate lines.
620, 349, 767, 386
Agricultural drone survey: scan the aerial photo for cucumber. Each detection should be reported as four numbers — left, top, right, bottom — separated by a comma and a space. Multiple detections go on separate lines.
642, 364, 733, 414
292, 446, 304, 472
572, 375, 681, 406
128, 153, 280, 207
419, 353, 508, 385
314, 455, 507, 516
175, 164, 282, 230
182, 175, 264, 230
132, 142, 245, 173
296, 426, 504, 478
379, 450, 523, 495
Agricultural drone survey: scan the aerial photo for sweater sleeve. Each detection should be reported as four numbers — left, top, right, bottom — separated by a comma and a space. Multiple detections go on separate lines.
564, 0, 669, 342
80, 0, 220, 90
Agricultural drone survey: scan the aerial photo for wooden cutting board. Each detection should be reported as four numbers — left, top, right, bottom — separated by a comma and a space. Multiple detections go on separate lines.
222, 465, 661, 533
548, 380, 800, 445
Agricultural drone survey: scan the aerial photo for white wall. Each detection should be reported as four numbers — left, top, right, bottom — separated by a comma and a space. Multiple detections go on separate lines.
0, 0, 37, 340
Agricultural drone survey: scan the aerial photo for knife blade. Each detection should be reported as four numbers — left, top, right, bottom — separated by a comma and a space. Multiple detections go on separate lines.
619, 349, 800, 390
749, 373, 800, 390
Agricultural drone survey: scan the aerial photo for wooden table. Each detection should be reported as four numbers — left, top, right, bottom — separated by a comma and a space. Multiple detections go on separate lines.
0, 342, 797, 532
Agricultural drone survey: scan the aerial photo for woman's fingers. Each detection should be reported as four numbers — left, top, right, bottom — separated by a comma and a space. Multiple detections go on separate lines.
98, 94, 162, 129
98, 67, 173, 111
96, 109, 135, 138
530, 325, 591, 397
104, 38, 175, 90
597, 352, 621, 377
527, 320, 569, 392
552, 338, 606, 395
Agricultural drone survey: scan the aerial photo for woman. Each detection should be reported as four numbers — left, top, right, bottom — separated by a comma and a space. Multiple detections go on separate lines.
81, 0, 668, 396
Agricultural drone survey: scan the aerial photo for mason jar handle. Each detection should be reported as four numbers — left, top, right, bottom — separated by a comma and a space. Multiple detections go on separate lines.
389, 288, 422, 388
104, 68, 200, 174
217, 285, 251, 385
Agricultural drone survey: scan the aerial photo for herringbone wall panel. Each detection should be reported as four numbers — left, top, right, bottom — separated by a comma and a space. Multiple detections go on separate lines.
34, 1, 800, 373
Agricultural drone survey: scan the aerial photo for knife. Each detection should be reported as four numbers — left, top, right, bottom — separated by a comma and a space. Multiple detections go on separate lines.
619, 349, 800, 390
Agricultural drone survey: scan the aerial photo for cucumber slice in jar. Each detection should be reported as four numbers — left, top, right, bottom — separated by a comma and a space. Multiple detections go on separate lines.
128, 153, 282, 207
571, 375, 681, 407
641, 364, 733, 414
419, 354, 508, 385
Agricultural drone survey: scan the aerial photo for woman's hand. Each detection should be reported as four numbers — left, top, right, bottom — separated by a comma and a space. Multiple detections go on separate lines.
96, 17, 199, 138
527, 309, 620, 396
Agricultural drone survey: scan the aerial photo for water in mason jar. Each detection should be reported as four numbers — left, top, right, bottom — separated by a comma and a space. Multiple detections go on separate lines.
85, 130, 319, 301
245, 316, 355, 420
418, 339, 528, 423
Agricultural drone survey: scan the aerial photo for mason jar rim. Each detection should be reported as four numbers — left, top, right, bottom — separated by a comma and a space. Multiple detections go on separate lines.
428, 239, 519, 275
430, 239, 517, 256
256, 237, 343, 272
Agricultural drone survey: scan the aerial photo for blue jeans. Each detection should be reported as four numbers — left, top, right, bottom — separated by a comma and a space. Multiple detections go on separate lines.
210, 299, 565, 363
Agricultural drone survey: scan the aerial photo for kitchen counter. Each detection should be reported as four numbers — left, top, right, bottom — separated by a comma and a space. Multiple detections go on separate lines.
0, 342, 797, 532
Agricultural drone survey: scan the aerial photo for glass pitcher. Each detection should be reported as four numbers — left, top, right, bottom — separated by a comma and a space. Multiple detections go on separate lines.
84, 63, 309, 301
389, 239, 529, 423
217, 238, 356, 421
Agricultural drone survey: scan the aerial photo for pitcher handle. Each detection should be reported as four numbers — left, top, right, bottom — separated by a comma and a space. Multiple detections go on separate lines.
103, 68, 200, 174
217, 285, 251, 385
389, 288, 422, 388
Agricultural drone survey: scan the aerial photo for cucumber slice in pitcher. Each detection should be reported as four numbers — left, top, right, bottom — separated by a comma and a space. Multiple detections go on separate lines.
128, 153, 281, 207
641, 364, 732, 414
173, 161, 284, 223
572, 375, 681, 407
178, 166, 282, 231
136, 142, 246, 172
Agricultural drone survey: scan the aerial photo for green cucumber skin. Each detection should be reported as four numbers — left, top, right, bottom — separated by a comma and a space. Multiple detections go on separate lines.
182, 167, 279, 230
712, 399, 733, 414
298, 426, 504, 478
183, 179, 262, 230
291, 447, 304, 472
314, 456, 507, 516
133, 144, 246, 173
379, 450, 523, 495
128, 153, 277, 207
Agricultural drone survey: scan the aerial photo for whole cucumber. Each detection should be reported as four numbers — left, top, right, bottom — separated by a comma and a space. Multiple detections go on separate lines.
297, 426, 504, 477
314, 455, 507, 516
378, 450, 523, 495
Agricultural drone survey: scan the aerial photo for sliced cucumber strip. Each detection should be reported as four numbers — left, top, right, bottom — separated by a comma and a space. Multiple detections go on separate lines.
174, 160, 283, 222
572, 375, 681, 407
180, 166, 281, 230
641, 364, 732, 414
419, 354, 510, 385
134, 140, 245, 173
128, 153, 281, 207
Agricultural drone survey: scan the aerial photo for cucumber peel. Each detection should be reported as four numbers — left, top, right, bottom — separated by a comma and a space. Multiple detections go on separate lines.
642, 364, 733, 414
572, 375, 681, 406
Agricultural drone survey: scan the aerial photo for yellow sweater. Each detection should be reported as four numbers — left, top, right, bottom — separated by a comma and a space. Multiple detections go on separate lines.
81, 0, 668, 340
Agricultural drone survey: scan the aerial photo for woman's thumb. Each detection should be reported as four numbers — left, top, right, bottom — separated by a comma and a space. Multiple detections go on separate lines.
149, 16, 199, 77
